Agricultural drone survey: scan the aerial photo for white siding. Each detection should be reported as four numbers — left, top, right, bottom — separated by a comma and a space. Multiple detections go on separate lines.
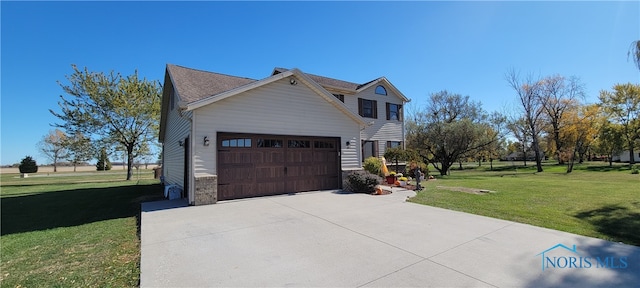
162, 88, 192, 189
192, 78, 361, 177
343, 84, 405, 158
613, 151, 639, 162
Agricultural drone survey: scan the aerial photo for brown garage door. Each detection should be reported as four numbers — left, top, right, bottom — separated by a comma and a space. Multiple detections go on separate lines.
217, 133, 340, 201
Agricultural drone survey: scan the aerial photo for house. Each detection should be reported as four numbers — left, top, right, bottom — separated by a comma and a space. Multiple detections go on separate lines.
612, 150, 639, 163
501, 151, 546, 161
159, 64, 409, 205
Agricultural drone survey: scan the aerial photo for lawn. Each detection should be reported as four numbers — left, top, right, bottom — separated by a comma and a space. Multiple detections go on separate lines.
0, 170, 164, 287
410, 161, 640, 246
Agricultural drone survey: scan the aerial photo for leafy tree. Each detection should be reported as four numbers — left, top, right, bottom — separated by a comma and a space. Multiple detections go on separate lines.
506, 70, 546, 172
50, 65, 162, 180
37, 129, 68, 172
406, 91, 502, 176
66, 132, 94, 172
19, 156, 38, 174
96, 148, 112, 171
599, 83, 640, 165
539, 75, 585, 164
595, 119, 624, 166
561, 104, 601, 173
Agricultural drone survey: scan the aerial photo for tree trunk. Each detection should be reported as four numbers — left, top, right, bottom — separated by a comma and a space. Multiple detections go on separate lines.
629, 146, 636, 165
554, 126, 564, 165
532, 136, 544, 172
566, 148, 577, 173
439, 162, 452, 176
490, 158, 494, 170
126, 145, 134, 181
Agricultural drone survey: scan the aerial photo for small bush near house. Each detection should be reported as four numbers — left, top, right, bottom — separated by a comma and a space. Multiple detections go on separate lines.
343, 170, 382, 193
363, 156, 382, 176
632, 165, 639, 174
18, 156, 38, 173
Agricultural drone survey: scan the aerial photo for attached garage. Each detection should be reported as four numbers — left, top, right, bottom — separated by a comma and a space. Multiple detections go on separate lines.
159, 64, 404, 206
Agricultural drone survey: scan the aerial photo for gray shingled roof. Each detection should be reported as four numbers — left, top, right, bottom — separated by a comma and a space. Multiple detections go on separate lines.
167, 64, 257, 104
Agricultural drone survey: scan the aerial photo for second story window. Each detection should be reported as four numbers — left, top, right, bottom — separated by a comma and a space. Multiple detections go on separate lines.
358, 98, 377, 118
333, 94, 344, 102
375, 85, 387, 95
386, 103, 402, 121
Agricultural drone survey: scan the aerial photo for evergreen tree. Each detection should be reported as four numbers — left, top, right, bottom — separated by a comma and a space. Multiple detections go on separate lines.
96, 148, 112, 171
19, 156, 38, 173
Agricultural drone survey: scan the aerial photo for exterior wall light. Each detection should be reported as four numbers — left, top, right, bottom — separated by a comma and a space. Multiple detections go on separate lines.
204, 136, 210, 146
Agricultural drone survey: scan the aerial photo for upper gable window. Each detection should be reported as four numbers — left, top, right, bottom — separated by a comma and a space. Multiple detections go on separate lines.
375, 85, 387, 96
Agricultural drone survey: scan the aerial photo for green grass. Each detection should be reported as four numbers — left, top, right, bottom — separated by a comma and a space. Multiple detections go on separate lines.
1, 170, 165, 287
411, 162, 640, 246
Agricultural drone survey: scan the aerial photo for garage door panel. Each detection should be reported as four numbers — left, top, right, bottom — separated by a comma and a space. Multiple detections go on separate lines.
255, 166, 285, 180
218, 133, 340, 201
253, 150, 285, 164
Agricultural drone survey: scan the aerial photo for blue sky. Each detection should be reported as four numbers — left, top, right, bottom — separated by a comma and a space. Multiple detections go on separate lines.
1, 1, 638, 166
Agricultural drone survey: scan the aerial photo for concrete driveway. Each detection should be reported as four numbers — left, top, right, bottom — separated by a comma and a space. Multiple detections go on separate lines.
141, 188, 639, 287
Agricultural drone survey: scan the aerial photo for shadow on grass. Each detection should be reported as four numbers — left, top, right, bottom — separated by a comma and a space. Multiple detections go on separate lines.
579, 165, 633, 172
574, 204, 640, 247
1, 183, 165, 236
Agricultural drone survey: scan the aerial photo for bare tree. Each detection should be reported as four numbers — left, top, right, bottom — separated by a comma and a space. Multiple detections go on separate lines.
506, 70, 546, 172
628, 40, 640, 71
37, 129, 69, 172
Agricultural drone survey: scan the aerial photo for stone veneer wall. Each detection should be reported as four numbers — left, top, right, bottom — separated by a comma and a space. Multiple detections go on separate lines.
194, 176, 217, 205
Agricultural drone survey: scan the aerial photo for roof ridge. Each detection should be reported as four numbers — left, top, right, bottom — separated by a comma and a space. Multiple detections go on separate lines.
168, 63, 257, 81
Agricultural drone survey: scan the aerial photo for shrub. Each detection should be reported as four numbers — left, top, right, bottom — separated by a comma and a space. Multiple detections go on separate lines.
18, 156, 38, 173
363, 156, 382, 176
632, 165, 639, 175
343, 170, 382, 193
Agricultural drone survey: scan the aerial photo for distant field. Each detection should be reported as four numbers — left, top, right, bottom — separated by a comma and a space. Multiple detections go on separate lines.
0, 164, 159, 174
